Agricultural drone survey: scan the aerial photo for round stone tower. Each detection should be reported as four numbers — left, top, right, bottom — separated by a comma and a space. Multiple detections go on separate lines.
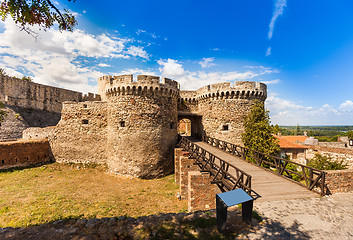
99, 74, 180, 178
196, 81, 267, 145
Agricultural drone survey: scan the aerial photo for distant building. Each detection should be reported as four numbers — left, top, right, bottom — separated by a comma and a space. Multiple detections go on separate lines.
275, 135, 308, 165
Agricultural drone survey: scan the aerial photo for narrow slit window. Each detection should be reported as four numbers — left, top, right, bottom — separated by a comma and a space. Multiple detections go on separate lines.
82, 119, 89, 124
120, 121, 125, 127
222, 124, 229, 131
83, 104, 87, 108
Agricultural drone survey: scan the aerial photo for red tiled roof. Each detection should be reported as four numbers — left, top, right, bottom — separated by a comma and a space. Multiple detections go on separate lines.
274, 136, 307, 149
280, 135, 309, 143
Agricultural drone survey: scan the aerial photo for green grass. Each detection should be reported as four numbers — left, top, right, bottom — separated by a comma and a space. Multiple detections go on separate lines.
0, 162, 187, 228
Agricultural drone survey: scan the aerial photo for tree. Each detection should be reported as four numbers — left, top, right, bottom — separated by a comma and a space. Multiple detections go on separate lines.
271, 124, 280, 135
0, 0, 77, 33
21, 76, 32, 82
295, 124, 301, 135
347, 131, 353, 140
242, 101, 281, 157
0, 101, 6, 122
0, 68, 7, 76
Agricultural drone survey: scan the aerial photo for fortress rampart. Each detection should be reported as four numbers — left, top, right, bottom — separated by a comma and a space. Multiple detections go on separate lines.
2, 73, 267, 178
0, 75, 83, 113
0, 75, 101, 141
178, 81, 267, 145
104, 75, 179, 178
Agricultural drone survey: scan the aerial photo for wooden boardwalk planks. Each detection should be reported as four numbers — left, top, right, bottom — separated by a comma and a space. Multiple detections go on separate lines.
190, 139, 319, 202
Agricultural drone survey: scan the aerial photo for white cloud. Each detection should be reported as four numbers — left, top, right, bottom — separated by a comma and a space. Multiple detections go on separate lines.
98, 63, 111, 67
112, 68, 157, 77
158, 59, 186, 77
0, 19, 150, 93
267, 94, 353, 125
261, 79, 280, 84
125, 46, 149, 59
136, 29, 158, 39
199, 57, 216, 69
339, 100, 353, 112
268, 0, 287, 40
157, 58, 275, 90
266, 46, 272, 56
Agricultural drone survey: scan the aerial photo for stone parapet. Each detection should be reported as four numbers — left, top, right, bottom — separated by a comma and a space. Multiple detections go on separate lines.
188, 171, 216, 212
0, 139, 52, 169
174, 148, 184, 184
0, 75, 83, 113
23, 126, 55, 140
99, 75, 180, 100
179, 155, 200, 200
196, 81, 267, 101
326, 170, 353, 193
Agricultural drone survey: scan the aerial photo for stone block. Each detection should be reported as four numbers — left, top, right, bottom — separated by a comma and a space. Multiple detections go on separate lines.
188, 171, 216, 212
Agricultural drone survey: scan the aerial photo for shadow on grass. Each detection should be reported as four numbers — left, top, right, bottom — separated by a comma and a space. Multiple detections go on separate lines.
0, 159, 55, 173
0, 209, 311, 240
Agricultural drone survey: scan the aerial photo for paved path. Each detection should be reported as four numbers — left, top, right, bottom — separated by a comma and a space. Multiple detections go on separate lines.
190, 138, 319, 202
245, 192, 353, 239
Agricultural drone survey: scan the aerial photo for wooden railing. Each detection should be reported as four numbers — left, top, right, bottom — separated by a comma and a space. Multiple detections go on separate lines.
179, 137, 252, 194
202, 135, 327, 196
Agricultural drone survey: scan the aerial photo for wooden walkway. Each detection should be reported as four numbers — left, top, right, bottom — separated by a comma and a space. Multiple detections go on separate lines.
190, 138, 319, 202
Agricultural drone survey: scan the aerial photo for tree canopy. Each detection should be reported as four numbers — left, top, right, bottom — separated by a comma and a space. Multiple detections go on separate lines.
0, 101, 6, 122
242, 101, 280, 157
348, 131, 353, 140
0, 0, 77, 32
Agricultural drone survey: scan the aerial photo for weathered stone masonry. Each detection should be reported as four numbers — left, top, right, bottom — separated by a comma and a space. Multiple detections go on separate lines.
1, 74, 267, 178
0, 75, 100, 141
0, 139, 52, 170
49, 75, 266, 178
179, 81, 267, 145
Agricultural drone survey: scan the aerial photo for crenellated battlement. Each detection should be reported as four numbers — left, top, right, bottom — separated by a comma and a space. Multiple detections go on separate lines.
179, 91, 198, 103
100, 74, 180, 99
195, 81, 267, 101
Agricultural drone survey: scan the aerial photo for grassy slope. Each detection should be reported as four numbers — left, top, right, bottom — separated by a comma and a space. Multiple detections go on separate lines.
0, 163, 187, 228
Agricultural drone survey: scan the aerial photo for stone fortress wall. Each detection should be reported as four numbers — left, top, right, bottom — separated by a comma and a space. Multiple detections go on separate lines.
51, 75, 180, 178
178, 81, 267, 145
0, 75, 83, 112
0, 75, 100, 141
104, 75, 179, 178
1, 74, 267, 178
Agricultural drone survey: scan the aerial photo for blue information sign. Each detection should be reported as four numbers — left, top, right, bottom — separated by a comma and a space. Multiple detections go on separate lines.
217, 188, 253, 207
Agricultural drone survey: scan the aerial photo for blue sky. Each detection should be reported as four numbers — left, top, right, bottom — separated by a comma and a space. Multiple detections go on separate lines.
0, 0, 353, 125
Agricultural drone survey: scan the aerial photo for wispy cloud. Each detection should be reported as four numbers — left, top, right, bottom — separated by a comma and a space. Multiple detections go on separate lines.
98, 63, 111, 67
267, 94, 353, 125
136, 29, 158, 39
268, 0, 287, 40
266, 46, 272, 56
0, 19, 150, 93
261, 79, 280, 84
339, 100, 353, 112
157, 58, 276, 90
199, 57, 216, 69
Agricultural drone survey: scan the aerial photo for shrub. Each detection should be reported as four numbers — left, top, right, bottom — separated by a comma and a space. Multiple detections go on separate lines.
307, 153, 348, 170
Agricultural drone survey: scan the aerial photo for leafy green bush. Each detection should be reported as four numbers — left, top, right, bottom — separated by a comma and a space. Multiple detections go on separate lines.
0, 101, 6, 122
348, 131, 353, 140
21, 76, 32, 82
307, 153, 348, 170
316, 136, 338, 142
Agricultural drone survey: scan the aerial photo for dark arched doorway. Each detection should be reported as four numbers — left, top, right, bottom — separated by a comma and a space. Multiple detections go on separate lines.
177, 114, 203, 139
